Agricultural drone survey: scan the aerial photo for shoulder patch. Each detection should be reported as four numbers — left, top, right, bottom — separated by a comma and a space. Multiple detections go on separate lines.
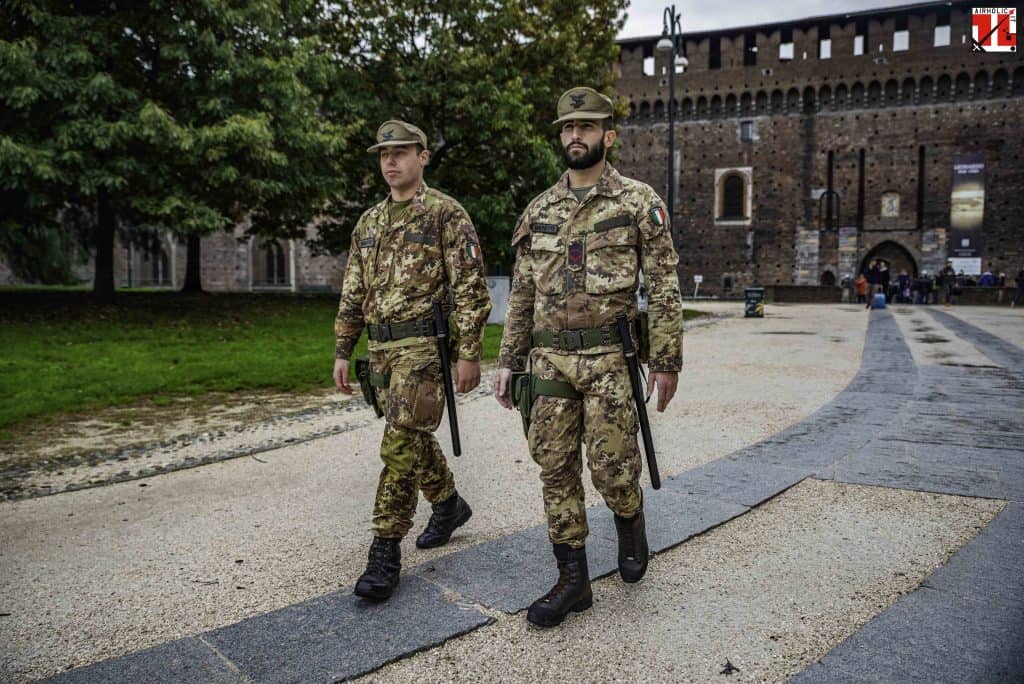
648, 206, 666, 227
358, 237, 375, 248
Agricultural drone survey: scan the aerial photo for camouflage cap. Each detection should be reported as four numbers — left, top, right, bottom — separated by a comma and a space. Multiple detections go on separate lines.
552, 87, 614, 124
366, 120, 428, 153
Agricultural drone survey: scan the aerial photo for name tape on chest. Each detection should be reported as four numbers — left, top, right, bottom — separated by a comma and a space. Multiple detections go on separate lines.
531, 223, 559, 234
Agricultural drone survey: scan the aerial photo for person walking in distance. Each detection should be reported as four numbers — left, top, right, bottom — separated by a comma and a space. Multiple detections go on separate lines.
494, 87, 684, 628
333, 120, 491, 601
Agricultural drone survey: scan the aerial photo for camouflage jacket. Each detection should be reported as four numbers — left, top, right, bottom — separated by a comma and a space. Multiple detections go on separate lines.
335, 182, 492, 360
498, 163, 683, 372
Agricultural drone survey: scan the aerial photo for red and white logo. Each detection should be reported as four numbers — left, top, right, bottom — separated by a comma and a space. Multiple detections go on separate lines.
972, 7, 1017, 52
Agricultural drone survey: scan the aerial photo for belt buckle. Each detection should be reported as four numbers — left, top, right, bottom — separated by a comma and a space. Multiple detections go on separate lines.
561, 329, 583, 351
378, 324, 392, 342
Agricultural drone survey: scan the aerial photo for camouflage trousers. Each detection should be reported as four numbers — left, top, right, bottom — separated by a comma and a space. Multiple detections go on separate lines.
528, 348, 643, 548
370, 344, 455, 539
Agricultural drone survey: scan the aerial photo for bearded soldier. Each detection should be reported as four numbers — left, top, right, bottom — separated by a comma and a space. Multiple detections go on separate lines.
334, 120, 491, 601
495, 88, 684, 627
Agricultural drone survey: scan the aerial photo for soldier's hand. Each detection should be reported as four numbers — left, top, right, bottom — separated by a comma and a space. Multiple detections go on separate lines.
646, 371, 678, 413
454, 359, 481, 393
494, 368, 513, 409
333, 358, 353, 395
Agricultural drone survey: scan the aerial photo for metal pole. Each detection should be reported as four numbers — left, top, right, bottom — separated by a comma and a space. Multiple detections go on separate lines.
665, 6, 677, 226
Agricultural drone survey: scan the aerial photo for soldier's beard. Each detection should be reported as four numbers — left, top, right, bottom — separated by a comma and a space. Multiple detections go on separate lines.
563, 139, 605, 170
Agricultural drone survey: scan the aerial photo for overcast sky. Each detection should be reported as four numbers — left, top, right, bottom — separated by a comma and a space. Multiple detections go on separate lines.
618, 0, 915, 38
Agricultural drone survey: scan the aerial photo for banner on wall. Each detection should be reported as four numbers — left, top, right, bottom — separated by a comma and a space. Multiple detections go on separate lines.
948, 152, 985, 274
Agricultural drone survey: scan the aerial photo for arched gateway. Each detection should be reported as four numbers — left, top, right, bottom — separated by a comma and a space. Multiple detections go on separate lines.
860, 241, 918, 276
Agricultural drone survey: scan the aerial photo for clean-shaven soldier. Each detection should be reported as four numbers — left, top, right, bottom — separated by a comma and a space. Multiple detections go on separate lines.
334, 120, 491, 601
495, 88, 683, 627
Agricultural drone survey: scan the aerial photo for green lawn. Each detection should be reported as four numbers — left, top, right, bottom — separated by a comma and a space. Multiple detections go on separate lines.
0, 290, 504, 435
0, 290, 702, 436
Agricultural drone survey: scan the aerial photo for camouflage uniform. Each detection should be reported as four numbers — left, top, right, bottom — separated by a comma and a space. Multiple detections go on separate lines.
498, 163, 683, 548
336, 181, 491, 539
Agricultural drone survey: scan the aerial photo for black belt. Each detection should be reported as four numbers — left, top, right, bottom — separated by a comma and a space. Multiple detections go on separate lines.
367, 318, 437, 343
531, 323, 624, 351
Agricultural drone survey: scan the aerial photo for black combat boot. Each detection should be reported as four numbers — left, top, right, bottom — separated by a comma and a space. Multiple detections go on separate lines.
526, 544, 593, 627
614, 510, 649, 583
415, 492, 473, 549
353, 537, 401, 600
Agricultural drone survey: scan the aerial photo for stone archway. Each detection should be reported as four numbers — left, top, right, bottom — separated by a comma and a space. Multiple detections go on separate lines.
860, 241, 918, 277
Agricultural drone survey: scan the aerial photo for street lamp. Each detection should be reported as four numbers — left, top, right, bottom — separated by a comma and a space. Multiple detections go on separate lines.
656, 5, 687, 231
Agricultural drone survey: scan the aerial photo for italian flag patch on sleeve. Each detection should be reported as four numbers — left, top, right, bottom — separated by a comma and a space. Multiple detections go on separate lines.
649, 206, 666, 227
466, 243, 480, 260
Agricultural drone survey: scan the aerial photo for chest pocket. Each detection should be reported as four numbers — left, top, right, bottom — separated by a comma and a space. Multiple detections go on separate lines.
529, 231, 565, 296
585, 223, 639, 295
392, 221, 445, 295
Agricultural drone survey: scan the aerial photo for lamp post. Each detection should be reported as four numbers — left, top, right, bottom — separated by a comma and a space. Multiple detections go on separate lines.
656, 6, 687, 230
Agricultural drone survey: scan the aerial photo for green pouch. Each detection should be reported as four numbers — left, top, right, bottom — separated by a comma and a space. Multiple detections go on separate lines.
511, 371, 533, 438
354, 355, 384, 418
636, 311, 651, 365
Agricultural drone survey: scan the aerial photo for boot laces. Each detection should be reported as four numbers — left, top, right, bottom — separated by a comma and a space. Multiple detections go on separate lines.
366, 541, 394, 574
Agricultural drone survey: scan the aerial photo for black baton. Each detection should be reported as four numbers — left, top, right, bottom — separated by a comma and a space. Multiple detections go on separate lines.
433, 302, 461, 457
616, 314, 660, 489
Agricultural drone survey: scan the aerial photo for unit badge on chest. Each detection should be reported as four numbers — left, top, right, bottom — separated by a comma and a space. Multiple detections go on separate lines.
567, 240, 584, 269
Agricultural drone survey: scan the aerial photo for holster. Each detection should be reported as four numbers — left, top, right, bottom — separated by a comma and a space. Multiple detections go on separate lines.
354, 355, 384, 418
636, 311, 651, 365
511, 371, 533, 438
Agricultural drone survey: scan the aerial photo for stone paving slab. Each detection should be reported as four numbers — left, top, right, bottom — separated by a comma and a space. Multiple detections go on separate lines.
830, 441, 1020, 501
409, 516, 620, 614
42, 636, 240, 684
660, 458, 808, 507
927, 309, 1024, 373
587, 488, 749, 554
201, 575, 492, 684
923, 502, 1024, 605
789, 585, 1024, 684
880, 407, 1024, 450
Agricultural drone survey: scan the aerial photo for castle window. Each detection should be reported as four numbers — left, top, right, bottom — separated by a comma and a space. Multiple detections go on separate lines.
643, 56, 654, 77
254, 238, 290, 287
743, 32, 757, 66
934, 7, 951, 46
722, 176, 744, 218
714, 168, 753, 225
893, 30, 909, 51
709, 36, 721, 70
779, 28, 794, 61
740, 120, 755, 142
819, 24, 831, 59
854, 20, 868, 55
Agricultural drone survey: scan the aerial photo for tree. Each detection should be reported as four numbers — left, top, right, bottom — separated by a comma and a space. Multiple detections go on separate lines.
1, 1, 354, 301
315, 0, 628, 269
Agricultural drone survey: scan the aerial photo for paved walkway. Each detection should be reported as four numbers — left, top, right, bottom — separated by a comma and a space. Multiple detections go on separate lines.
27, 308, 1024, 682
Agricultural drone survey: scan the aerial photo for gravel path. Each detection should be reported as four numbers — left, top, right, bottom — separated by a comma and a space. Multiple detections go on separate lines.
358, 479, 1002, 684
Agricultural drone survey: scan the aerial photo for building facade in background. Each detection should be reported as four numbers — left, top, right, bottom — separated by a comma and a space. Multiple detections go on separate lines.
614, 0, 1022, 297
3, 1, 1019, 298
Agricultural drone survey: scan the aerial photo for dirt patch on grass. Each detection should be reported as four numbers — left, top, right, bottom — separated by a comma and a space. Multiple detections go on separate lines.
0, 388, 352, 471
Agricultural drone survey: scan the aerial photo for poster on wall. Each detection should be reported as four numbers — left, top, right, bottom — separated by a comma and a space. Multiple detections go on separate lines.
949, 152, 985, 275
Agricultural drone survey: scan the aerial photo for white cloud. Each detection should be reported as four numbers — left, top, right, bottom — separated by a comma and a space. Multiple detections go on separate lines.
619, 0, 913, 39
